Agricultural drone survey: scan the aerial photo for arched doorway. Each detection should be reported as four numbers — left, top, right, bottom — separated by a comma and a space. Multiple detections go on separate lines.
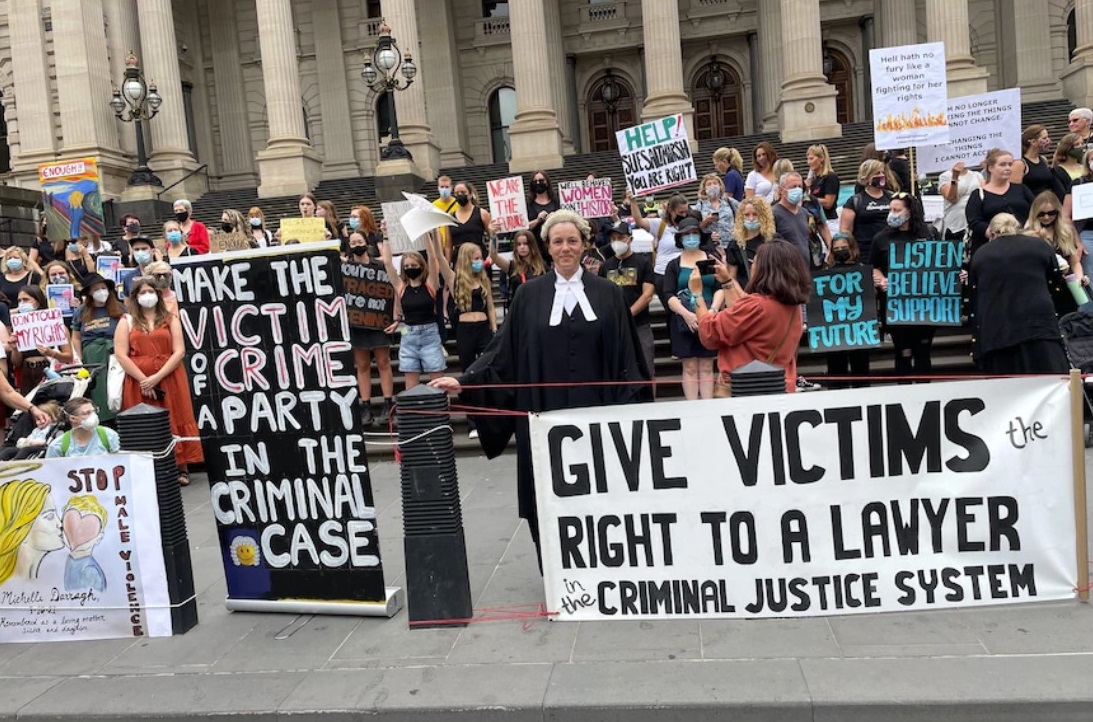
823, 46, 854, 125
691, 58, 743, 140
586, 71, 636, 152
488, 86, 516, 163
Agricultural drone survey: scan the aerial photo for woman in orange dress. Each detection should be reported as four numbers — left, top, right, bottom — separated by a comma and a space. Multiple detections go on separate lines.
113, 275, 202, 485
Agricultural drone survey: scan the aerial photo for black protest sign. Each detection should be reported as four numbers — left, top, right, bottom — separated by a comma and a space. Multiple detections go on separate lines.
807, 265, 882, 353
342, 260, 395, 331
886, 239, 963, 326
174, 247, 387, 606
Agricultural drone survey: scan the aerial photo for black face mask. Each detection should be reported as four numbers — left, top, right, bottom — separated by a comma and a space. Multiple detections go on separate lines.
174, 210, 189, 222
220, 222, 233, 233
404, 266, 423, 280
350, 246, 368, 257
532, 180, 548, 193
126, 223, 140, 235
833, 249, 851, 264
454, 194, 469, 206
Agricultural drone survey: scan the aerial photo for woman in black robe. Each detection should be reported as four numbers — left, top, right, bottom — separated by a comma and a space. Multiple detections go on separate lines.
431, 209, 651, 566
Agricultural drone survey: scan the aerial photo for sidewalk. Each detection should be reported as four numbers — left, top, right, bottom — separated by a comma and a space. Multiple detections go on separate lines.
2, 450, 1092, 721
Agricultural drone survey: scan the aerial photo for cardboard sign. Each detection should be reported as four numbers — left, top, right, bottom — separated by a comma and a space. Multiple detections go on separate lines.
0, 455, 173, 643
916, 89, 1022, 174
806, 266, 882, 352
12, 307, 67, 352
279, 217, 326, 244
886, 239, 964, 326
487, 176, 529, 233
559, 179, 614, 218
531, 377, 1079, 620
210, 231, 254, 254
870, 42, 949, 150
381, 201, 424, 254
616, 114, 696, 195
343, 260, 395, 331
46, 284, 76, 318
173, 246, 389, 611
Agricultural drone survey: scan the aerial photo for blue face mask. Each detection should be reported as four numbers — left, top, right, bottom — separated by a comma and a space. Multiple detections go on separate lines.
167, 230, 183, 244
67, 242, 80, 254
134, 250, 152, 266
681, 234, 701, 250
470, 260, 484, 273
786, 188, 804, 205
743, 219, 761, 232
887, 212, 907, 228
348, 217, 360, 230
6, 258, 22, 272
439, 188, 452, 199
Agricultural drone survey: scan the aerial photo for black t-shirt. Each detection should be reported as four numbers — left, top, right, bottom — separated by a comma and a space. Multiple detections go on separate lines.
844, 191, 893, 260
600, 253, 654, 326
810, 174, 840, 220
869, 225, 941, 276
528, 198, 561, 254
0, 271, 40, 303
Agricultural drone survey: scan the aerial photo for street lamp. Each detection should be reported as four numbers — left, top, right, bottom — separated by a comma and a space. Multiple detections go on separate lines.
361, 20, 417, 161
110, 53, 163, 186
600, 69, 621, 113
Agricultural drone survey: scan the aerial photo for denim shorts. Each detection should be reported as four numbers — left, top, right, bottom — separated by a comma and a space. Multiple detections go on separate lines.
398, 323, 447, 373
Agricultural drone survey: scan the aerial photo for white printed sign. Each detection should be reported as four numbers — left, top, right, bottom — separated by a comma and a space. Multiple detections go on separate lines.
870, 42, 950, 150
12, 307, 67, 352
0, 455, 173, 643
532, 377, 1079, 620
616, 114, 696, 195
559, 179, 615, 218
916, 89, 1022, 174
1073, 183, 1093, 221
487, 176, 529, 233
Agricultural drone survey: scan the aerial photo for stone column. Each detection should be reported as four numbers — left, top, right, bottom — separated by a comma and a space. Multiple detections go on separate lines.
1066, 0, 1093, 108
777, 0, 841, 142
253, 0, 322, 198
104, 0, 141, 158
311, 1, 361, 179
137, 0, 201, 199
860, 15, 875, 119
757, 0, 783, 132
380, 0, 442, 180
544, 0, 573, 154
207, 0, 256, 187
876, 0, 916, 49
507, 0, 564, 172
8, 0, 56, 177
639, 0, 695, 145
419, 0, 471, 166
924, 0, 989, 97
1005, 0, 1059, 101
747, 31, 761, 134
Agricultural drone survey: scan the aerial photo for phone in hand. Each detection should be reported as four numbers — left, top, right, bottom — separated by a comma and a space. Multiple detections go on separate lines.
696, 259, 717, 276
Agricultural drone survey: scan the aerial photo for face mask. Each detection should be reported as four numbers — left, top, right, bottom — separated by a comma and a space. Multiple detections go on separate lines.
350, 246, 368, 257
1070, 147, 1086, 161
92, 288, 110, 304
454, 194, 469, 206
610, 240, 630, 257
133, 250, 152, 266
743, 219, 761, 232
17, 303, 34, 314
174, 210, 189, 222
249, 217, 262, 227
49, 275, 68, 285
80, 412, 99, 430
870, 177, 886, 189
532, 180, 548, 194
220, 222, 233, 233
887, 212, 907, 228
152, 275, 171, 290
404, 266, 423, 280
706, 186, 721, 199
126, 223, 140, 235
67, 242, 80, 254
348, 217, 361, 230
1039, 138, 1052, 152
137, 293, 158, 308
167, 231, 183, 245
681, 234, 701, 250
6, 259, 22, 272
786, 188, 804, 205
439, 187, 452, 199
833, 249, 851, 264
470, 260, 484, 273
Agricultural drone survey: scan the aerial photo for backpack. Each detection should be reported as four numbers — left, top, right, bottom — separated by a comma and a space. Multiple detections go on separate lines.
60, 427, 110, 455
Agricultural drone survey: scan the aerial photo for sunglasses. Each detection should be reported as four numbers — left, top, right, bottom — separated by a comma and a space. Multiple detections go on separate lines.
152, 272, 172, 279
1038, 210, 1060, 218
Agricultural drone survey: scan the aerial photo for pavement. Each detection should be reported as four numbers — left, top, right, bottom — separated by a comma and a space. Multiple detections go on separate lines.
2, 447, 1093, 722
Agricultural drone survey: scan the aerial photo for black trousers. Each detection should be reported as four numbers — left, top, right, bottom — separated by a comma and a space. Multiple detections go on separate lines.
456, 321, 494, 430
826, 349, 871, 388
890, 327, 936, 382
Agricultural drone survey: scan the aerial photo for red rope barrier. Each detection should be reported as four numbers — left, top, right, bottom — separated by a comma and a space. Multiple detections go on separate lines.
405, 602, 556, 629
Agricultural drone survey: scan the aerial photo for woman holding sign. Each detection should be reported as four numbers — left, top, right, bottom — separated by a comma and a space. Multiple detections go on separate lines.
378, 234, 446, 390
8, 286, 73, 393
345, 225, 396, 427
823, 232, 872, 388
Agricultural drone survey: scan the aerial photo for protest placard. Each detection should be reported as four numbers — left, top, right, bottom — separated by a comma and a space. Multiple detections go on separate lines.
279, 217, 326, 243
95, 254, 122, 282
116, 268, 138, 300
806, 266, 881, 353
174, 246, 393, 614
531, 377, 1080, 620
487, 176, 529, 233
210, 230, 253, 254
870, 42, 949, 149
886, 238, 963, 326
916, 89, 1022, 174
12, 307, 67, 351
343, 260, 395, 331
0, 455, 173, 643
46, 284, 76, 318
1074, 183, 1093, 221
616, 114, 696, 195
559, 178, 615, 218
381, 201, 426, 254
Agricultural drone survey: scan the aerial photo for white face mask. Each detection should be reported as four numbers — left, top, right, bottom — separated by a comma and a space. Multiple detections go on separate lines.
137, 293, 158, 308
91, 289, 110, 304
80, 412, 99, 430
706, 186, 721, 199
610, 240, 630, 257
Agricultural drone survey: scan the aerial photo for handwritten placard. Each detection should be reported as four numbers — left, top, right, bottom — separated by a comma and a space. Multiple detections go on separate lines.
616, 114, 696, 195
210, 230, 253, 254
279, 217, 326, 244
343, 260, 395, 331
886, 239, 963, 326
381, 201, 424, 254
12, 307, 67, 351
559, 178, 614, 218
870, 42, 949, 150
916, 88, 1022, 174
487, 176, 529, 233
806, 266, 882, 352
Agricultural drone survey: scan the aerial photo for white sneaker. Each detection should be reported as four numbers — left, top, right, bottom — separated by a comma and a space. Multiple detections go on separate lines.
796, 376, 822, 392
469, 429, 479, 439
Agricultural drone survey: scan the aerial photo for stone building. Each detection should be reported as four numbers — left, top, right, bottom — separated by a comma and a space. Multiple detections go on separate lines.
0, 0, 1089, 200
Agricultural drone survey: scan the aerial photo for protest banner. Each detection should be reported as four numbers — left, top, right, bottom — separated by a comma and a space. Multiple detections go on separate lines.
173, 244, 399, 616
0, 455, 173, 643
38, 158, 105, 241
95, 255, 122, 282
886, 238, 963, 326
916, 89, 1022, 174
531, 376, 1081, 620
559, 178, 615, 218
806, 266, 881, 352
12, 307, 67, 352
46, 284, 76, 318
487, 176, 529, 233
870, 42, 949, 149
616, 114, 696, 195
279, 217, 326, 243
343, 260, 395, 331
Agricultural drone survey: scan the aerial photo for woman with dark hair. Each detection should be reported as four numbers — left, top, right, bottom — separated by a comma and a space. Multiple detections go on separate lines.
744, 142, 778, 202
449, 180, 493, 260
70, 273, 124, 423
823, 232, 871, 387
695, 239, 812, 393
525, 170, 559, 248
663, 217, 721, 400
8, 285, 72, 393
1012, 124, 1064, 200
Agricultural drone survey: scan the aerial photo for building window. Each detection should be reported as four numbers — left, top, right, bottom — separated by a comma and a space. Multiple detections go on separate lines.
366, 0, 381, 18
181, 81, 199, 161
822, 47, 854, 125
691, 58, 742, 141
488, 86, 516, 163
586, 71, 636, 152
1069, 10, 1078, 62
483, 1, 508, 17
376, 92, 391, 142
0, 91, 9, 174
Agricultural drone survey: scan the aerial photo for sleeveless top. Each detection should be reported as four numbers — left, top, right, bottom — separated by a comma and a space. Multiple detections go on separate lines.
449, 205, 487, 255
1021, 155, 1057, 199
401, 284, 435, 325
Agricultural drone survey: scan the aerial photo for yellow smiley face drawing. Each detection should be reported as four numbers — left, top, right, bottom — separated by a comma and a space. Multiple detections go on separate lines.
229, 536, 261, 567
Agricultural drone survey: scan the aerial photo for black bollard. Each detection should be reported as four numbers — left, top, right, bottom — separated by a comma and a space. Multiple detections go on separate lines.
395, 385, 473, 629
729, 359, 789, 397
116, 403, 198, 635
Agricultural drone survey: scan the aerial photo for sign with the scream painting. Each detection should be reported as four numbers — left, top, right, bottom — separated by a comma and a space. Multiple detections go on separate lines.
0, 455, 172, 643
173, 245, 392, 614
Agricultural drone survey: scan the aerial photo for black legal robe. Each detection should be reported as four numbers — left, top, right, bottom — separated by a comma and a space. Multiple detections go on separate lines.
461, 270, 651, 522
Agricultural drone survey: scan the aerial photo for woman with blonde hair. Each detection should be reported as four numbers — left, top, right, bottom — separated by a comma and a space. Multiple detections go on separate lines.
0, 247, 40, 303
162, 219, 197, 262
806, 144, 840, 226
316, 200, 345, 242
379, 232, 445, 389
694, 173, 737, 250
712, 147, 745, 201
0, 478, 63, 585
839, 159, 894, 260
724, 198, 774, 287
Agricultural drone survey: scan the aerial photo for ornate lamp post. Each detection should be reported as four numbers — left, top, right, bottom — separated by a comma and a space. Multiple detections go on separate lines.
361, 20, 417, 161
600, 69, 621, 114
110, 53, 163, 187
